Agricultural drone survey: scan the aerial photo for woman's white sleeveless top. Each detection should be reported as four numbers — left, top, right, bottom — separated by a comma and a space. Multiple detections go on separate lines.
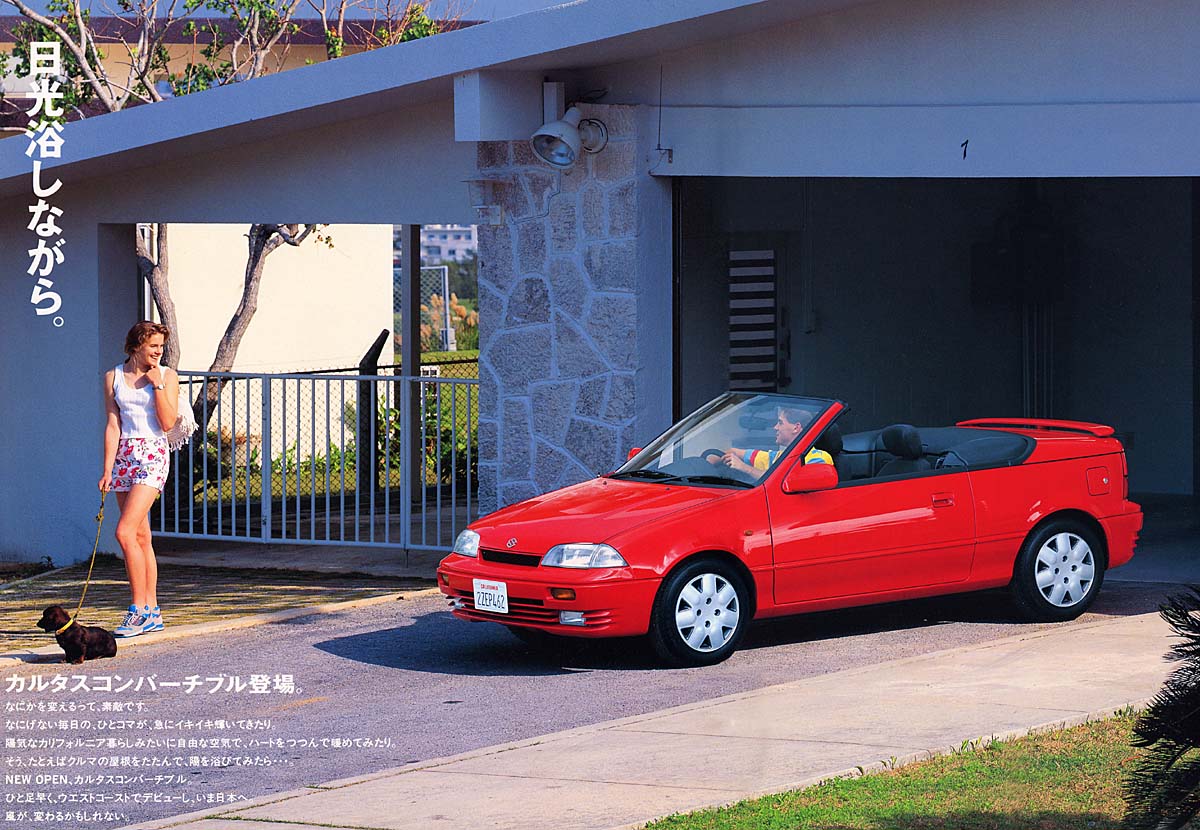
113, 363, 166, 439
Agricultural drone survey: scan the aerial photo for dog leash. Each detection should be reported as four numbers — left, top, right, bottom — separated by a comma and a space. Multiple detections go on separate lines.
56, 492, 106, 635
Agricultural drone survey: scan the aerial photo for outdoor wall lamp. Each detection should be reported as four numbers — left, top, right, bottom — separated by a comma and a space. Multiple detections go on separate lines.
530, 106, 608, 169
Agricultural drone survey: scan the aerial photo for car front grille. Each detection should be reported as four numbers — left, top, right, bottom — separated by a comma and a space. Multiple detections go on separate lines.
480, 549, 542, 567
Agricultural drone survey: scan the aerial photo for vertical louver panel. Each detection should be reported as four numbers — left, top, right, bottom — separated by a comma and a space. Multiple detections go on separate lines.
729, 249, 777, 391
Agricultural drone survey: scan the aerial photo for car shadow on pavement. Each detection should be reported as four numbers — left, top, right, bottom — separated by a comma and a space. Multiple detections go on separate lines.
764, 577, 1165, 665
739, 581, 1173, 654
314, 609, 661, 675
316, 582, 1173, 675
925, 580, 1173, 622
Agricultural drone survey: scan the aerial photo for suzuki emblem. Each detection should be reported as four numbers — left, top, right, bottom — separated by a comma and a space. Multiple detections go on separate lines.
506, 538, 518, 549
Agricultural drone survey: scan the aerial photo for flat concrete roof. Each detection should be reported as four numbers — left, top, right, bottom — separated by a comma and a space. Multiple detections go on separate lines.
0, 0, 866, 197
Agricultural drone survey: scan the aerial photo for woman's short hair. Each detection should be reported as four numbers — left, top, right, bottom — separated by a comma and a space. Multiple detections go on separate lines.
124, 321, 170, 355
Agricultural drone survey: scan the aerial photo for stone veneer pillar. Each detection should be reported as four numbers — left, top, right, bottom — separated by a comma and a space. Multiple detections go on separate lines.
475, 104, 643, 514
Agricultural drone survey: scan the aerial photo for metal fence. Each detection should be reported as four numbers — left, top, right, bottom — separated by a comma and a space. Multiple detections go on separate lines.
152, 367, 479, 554
373, 357, 478, 381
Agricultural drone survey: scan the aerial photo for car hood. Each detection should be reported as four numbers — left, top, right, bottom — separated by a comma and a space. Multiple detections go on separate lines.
471, 477, 735, 555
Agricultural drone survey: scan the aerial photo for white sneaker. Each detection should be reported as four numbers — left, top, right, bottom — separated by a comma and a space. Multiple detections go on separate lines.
115, 605, 154, 638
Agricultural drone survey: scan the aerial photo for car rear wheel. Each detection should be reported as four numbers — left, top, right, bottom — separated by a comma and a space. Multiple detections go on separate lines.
1011, 519, 1105, 622
649, 558, 749, 667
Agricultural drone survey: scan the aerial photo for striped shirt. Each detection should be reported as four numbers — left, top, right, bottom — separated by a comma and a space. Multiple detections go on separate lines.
743, 447, 833, 471
113, 363, 166, 439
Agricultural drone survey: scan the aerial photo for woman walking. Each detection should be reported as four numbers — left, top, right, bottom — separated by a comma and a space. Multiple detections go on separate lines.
99, 321, 194, 637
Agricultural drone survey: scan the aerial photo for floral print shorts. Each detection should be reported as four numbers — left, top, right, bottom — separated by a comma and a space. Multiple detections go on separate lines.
110, 437, 170, 492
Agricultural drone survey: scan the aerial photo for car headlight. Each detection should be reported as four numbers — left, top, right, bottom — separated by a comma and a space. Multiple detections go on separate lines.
541, 543, 628, 569
452, 529, 480, 557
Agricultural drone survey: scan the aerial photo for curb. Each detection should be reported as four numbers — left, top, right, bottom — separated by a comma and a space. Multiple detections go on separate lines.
0, 564, 76, 592
0, 586, 444, 666
152, 555, 439, 581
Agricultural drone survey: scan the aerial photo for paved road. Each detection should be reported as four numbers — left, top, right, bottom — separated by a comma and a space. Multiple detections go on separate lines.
2, 581, 1175, 830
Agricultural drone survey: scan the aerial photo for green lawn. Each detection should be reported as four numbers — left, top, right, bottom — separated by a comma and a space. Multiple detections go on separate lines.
647, 714, 1140, 830
420, 349, 480, 371
190, 462, 472, 502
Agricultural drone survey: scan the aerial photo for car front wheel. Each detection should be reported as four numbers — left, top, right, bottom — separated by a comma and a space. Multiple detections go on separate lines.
1011, 519, 1106, 622
649, 558, 749, 667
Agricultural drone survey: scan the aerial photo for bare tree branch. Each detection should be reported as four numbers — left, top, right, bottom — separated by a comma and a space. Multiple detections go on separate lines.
273, 223, 317, 246
190, 223, 321, 426
137, 223, 182, 368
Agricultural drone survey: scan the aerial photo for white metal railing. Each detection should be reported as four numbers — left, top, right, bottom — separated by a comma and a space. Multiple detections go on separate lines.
152, 370, 478, 554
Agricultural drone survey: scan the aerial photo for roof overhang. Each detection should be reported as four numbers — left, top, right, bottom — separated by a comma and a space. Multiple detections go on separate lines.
0, 0, 871, 199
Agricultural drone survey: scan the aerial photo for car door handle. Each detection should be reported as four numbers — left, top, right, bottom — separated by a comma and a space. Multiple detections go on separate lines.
932, 493, 955, 508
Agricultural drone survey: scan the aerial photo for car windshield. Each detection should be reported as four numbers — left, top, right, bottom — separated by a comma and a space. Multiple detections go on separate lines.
611, 393, 836, 488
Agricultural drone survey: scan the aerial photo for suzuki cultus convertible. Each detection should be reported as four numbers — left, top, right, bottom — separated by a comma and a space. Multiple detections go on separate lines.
438, 393, 1142, 666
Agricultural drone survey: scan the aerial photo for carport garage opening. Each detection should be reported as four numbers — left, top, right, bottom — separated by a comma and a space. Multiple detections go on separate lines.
675, 177, 1195, 497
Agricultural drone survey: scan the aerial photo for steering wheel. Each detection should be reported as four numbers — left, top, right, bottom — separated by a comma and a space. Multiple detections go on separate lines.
700, 448, 725, 463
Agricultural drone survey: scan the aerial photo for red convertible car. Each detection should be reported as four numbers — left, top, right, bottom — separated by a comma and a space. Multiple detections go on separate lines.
438, 393, 1142, 666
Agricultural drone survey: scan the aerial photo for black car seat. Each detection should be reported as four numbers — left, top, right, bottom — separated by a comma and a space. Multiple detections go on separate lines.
837, 429, 876, 480
813, 423, 848, 479
875, 424, 931, 477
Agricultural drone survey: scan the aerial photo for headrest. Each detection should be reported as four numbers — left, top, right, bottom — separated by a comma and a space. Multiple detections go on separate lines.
881, 424, 923, 459
814, 423, 843, 455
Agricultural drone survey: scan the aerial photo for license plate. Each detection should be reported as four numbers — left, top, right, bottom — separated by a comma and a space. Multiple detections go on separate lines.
473, 578, 509, 615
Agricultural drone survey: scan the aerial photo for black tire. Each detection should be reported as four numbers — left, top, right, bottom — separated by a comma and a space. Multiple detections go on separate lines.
1010, 518, 1106, 622
648, 558, 750, 667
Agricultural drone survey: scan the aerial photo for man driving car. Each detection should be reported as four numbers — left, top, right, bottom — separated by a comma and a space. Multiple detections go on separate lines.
710, 406, 833, 478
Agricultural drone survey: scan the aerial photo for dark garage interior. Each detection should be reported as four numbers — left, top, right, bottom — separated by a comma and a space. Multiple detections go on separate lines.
676, 176, 1194, 497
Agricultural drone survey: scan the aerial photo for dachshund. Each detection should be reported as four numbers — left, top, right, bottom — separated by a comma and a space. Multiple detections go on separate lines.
36, 605, 117, 664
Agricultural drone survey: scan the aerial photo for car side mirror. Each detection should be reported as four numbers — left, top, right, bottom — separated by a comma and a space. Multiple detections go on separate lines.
781, 462, 838, 494
627, 447, 642, 461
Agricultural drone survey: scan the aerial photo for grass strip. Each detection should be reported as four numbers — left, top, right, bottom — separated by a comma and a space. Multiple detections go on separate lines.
647, 713, 1139, 830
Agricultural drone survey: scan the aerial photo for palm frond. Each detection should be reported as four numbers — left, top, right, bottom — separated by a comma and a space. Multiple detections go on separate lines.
1125, 586, 1200, 829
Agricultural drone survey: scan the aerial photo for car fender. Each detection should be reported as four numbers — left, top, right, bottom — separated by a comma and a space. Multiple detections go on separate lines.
1005, 508, 1109, 583
605, 486, 773, 609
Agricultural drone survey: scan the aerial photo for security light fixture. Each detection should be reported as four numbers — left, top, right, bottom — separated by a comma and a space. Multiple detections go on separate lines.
530, 106, 608, 169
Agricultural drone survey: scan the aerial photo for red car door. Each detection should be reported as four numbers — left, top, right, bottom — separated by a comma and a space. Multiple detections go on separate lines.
768, 470, 977, 606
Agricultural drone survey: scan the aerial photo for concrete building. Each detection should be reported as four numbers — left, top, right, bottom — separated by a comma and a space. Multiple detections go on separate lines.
1, 0, 1196, 563
420, 224, 477, 261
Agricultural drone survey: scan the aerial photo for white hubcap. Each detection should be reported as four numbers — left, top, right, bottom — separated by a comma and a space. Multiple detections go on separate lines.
1034, 532, 1095, 608
675, 572, 741, 652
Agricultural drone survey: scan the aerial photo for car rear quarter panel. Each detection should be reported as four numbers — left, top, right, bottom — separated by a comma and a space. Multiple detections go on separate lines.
969, 449, 1131, 586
